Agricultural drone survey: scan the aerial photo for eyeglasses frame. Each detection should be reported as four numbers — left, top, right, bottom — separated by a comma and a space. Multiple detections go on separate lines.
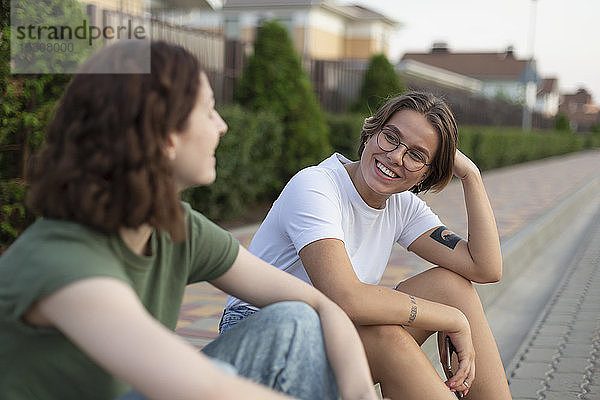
375, 127, 432, 172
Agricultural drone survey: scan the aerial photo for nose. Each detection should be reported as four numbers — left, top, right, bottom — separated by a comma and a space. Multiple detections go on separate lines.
387, 143, 408, 166
216, 111, 228, 136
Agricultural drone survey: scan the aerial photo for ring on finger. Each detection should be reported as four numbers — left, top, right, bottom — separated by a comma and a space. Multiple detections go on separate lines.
463, 381, 469, 388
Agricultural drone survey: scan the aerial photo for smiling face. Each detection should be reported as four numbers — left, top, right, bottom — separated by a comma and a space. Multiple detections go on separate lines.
168, 72, 228, 191
352, 109, 440, 208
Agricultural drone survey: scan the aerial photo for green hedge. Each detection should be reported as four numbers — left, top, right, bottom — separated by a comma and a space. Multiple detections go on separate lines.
585, 131, 600, 149
182, 105, 284, 221
323, 113, 595, 172
2, 104, 598, 252
459, 127, 588, 171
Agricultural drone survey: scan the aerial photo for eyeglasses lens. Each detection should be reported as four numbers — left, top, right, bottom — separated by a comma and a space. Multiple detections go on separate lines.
377, 130, 425, 172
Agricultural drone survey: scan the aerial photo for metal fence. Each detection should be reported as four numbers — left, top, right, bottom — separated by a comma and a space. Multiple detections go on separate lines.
99, 8, 232, 104
403, 76, 555, 129
305, 59, 367, 113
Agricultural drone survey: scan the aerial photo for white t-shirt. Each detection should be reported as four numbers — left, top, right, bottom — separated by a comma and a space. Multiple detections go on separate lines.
226, 153, 442, 309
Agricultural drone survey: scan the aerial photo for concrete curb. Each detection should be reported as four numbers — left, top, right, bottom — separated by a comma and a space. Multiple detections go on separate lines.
477, 174, 600, 309
504, 201, 600, 374
422, 174, 600, 377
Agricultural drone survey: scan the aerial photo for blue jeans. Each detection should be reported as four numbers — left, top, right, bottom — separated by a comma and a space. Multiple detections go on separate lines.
218, 304, 258, 334
117, 301, 339, 400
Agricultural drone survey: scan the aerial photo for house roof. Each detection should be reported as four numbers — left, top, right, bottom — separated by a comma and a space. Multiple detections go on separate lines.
223, 0, 398, 25
223, 0, 326, 7
538, 78, 558, 95
322, 3, 398, 25
401, 45, 531, 80
562, 88, 593, 105
398, 59, 482, 93
150, 0, 221, 9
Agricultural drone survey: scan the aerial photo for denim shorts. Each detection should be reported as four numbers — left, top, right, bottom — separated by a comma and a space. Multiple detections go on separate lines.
218, 305, 258, 335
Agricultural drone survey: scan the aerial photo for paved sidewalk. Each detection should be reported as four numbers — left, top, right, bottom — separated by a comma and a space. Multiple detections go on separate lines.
506, 206, 600, 400
176, 150, 600, 352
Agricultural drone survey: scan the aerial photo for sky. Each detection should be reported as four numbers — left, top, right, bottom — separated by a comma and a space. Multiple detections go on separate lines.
340, 0, 600, 104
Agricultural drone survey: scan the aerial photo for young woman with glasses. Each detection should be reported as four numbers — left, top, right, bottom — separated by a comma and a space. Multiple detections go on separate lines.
223, 92, 512, 399
0, 41, 379, 400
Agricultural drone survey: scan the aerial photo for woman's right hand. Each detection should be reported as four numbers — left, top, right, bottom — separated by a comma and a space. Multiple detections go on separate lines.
438, 311, 475, 396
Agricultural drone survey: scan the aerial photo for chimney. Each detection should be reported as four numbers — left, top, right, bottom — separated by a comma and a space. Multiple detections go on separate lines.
431, 42, 449, 54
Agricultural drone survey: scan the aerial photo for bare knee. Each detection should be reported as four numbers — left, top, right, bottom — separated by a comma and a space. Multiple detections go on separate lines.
358, 325, 433, 384
398, 267, 482, 312
376, 324, 412, 342
427, 267, 483, 312
359, 324, 420, 355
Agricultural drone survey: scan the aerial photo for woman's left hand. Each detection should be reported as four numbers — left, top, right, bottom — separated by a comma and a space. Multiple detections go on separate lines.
437, 330, 475, 397
453, 149, 480, 181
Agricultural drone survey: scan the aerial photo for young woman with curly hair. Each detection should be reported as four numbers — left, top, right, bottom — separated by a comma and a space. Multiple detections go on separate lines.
0, 41, 377, 400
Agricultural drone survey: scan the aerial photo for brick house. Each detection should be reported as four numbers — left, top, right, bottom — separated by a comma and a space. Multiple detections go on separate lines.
83, 0, 145, 16
399, 43, 543, 111
559, 88, 600, 132
81, 0, 219, 19
182, 0, 399, 61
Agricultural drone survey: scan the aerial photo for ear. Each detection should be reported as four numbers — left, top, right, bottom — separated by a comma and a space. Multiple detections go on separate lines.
165, 132, 179, 161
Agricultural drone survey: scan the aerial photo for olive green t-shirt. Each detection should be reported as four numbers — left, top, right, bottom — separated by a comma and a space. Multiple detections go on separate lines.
0, 202, 239, 399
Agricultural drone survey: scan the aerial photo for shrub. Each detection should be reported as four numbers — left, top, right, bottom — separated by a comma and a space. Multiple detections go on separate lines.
585, 129, 600, 148
182, 105, 284, 221
351, 53, 405, 115
555, 113, 571, 132
9, 0, 94, 74
235, 20, 331, 180
0, 180, 35, 253
0, 1, 83, 252
325, 112, 364, 160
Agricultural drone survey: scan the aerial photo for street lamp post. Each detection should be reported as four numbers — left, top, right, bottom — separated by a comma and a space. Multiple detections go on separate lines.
522, 0, 538, 131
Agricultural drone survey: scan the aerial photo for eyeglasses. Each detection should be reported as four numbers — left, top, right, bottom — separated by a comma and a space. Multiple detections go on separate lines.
376, 127, 432, 172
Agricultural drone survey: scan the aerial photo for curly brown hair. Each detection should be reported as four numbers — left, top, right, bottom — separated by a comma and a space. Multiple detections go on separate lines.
357, 92, 458, 194
27, 41, 202, 241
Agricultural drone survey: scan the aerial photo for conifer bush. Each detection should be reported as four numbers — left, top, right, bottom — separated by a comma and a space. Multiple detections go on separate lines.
352, 53, 405, 115
235, 20, 331, 180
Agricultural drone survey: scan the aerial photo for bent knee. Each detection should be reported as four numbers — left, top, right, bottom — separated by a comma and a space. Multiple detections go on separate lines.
427, 267, 484, 312
262, 301, 320, 331
359, 324, 418, 350
430, 266, 477, 293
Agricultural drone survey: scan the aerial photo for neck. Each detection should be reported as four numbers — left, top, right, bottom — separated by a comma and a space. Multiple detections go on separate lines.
344, 162, 389, 209
119, 224, 154, 256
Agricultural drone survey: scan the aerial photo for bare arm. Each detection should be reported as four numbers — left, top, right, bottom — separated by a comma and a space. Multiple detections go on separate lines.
210, 245, 378, 400
29, 278, 293, 400
298, 238, 474, 382
409, 149, 502, 283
